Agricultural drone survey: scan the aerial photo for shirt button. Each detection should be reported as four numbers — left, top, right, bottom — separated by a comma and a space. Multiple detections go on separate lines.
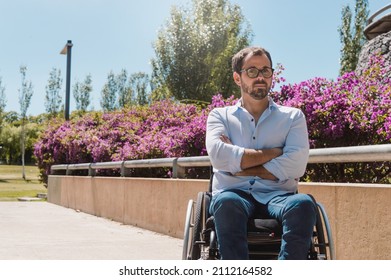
251, 119, 254, 122
253, 136, 255, 140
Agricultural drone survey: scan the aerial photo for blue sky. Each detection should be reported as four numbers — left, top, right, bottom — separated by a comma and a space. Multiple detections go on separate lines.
1, 0, 390, 116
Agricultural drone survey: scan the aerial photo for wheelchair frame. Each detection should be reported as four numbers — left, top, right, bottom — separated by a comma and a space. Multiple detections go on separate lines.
183, 189, 336, 260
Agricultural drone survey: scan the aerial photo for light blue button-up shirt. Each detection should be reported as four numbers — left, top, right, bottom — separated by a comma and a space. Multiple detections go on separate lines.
205, 97, 309, 204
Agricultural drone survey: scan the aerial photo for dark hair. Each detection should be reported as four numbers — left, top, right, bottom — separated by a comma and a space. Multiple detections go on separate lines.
232, 46, 273, 73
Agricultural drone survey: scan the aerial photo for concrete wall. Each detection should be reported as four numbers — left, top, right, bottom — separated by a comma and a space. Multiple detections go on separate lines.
48, 175, 391, 260
48, 176, 207, 238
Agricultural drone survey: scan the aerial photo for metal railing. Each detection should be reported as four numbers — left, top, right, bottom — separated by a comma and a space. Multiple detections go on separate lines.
50, 144, 391, 178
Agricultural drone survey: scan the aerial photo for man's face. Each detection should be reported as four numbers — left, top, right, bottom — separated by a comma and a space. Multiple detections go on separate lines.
234, 53, 273, 101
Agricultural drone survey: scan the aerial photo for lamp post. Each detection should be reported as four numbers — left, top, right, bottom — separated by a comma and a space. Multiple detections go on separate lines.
60, 40, 73, 121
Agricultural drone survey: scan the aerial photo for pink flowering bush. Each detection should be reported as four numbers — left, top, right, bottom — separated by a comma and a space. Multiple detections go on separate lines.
271, 54, 391, 183
34, 97, 236, 184
34, 55, 390, 184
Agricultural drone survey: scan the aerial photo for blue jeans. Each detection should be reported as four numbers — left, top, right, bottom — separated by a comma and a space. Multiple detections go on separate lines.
209, 190, 316, 260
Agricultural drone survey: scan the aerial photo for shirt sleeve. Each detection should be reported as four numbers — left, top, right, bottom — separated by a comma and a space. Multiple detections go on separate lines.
263, 109, 309, 181
206, 108, 244, 174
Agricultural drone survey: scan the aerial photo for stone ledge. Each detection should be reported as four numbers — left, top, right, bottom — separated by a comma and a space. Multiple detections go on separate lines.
17, 197, 44, 202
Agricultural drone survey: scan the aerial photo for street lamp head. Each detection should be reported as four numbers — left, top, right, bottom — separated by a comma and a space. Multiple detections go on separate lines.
60, 40, 73, 55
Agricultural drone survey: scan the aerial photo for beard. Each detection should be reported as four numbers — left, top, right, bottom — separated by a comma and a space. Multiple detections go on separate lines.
242, 81, 270, 100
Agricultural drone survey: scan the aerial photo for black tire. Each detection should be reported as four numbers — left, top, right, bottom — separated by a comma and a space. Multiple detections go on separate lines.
182, 199, 194, 260
316, 202, 336, 259
315, 204, 328, 257
190, 192, 205, 259
307, 194, 328, 259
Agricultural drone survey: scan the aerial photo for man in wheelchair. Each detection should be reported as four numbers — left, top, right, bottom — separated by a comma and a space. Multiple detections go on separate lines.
205, 46, 315, 260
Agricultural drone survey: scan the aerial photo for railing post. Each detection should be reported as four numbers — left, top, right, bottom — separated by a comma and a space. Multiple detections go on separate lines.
120, 161, 125, 177
173, 158, 186, 178
66, 165, 71, 175
121, 161, 133, 177
88, 163, 96, 177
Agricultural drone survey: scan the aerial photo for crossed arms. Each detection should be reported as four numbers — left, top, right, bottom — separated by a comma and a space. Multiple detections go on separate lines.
219, 134, 282, 180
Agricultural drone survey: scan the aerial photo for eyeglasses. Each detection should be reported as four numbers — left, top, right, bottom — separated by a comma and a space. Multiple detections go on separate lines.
240, 67, 274, 79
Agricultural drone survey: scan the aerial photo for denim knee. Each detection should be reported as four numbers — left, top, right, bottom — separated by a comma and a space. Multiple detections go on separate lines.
284, 194, 316, 219
210, 191, 252, 219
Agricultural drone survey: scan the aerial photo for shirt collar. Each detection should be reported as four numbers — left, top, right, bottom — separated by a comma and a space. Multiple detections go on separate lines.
234, 96, 277, 113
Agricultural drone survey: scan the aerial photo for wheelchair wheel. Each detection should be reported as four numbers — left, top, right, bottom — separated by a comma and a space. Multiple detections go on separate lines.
308, 194, 336, 260
182, 199, 194, 260
316, 202, 336, 260
189, 192, 205, 259
182, 192, 209, 260
309, 202, 327, 260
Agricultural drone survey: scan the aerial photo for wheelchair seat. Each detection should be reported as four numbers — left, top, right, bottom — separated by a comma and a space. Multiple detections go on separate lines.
204, 215, 282, 236
249, 218, 282, 236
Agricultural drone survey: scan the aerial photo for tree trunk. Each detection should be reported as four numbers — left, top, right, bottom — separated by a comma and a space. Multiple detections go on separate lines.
21, 118, 26, 180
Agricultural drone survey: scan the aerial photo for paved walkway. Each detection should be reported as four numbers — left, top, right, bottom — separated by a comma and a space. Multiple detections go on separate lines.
0, 202, 183, 260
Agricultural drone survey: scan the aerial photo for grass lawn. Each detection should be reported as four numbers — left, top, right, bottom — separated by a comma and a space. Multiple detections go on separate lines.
0, 165, 47, 201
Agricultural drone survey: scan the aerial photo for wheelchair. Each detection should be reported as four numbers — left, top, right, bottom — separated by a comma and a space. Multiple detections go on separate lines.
182, 177, 335, 260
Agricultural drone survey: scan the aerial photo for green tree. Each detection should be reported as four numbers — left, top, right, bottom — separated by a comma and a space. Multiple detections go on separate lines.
45, 68, 63, 118
117, 69, 134, 109
0, 121, 42, 165
338, 0, 368, 75
18, 65, 33, 179
130, 72, 150, 106
0, 77, 6, 130
0, 77, 6, 162
3, 111, 19, 124
151, 0, 252, 102
73, 74, 93, 112
0, 124, 19, 164
100, 71, 118, 112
